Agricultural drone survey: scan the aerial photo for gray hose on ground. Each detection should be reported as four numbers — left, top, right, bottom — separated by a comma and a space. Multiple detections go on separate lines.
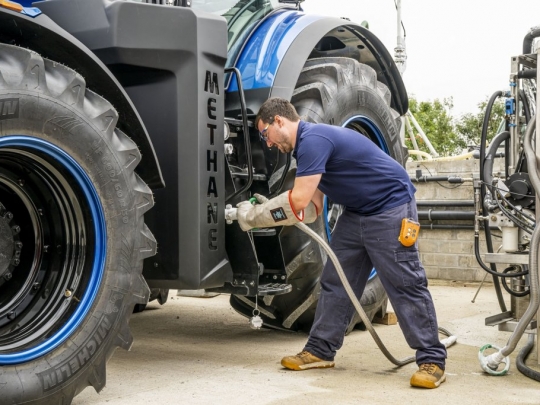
295, 222, 457, 367
516, 334, 540, 381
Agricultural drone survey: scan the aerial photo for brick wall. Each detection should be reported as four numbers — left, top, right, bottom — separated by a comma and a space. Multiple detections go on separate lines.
406, 158, 501, 282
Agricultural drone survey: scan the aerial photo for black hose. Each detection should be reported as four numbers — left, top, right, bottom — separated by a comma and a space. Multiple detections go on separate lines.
515, 90, 531, 172
474, 237, 529, 278
519, 89, 531, 124
491, 185, 534, 234
516, 334, 540, 382
517, 68, 538, 80
500, 266, 530, 297
483, 131, 510, 191
225, 67, 253, 202
479, 91, 507, 312
523, 26, 540, 54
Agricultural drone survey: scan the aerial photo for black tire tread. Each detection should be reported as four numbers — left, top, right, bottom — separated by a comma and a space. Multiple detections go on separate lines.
0, 43, 155, 404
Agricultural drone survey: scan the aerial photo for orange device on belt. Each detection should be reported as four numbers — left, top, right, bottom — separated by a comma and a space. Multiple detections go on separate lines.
398, 218, 420, 247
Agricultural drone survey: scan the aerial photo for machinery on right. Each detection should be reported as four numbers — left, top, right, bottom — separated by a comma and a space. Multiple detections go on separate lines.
476, 26, 540, 380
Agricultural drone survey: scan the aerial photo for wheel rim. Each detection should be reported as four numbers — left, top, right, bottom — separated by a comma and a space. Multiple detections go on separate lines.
323, 115, 391, 280
0, 136, 106, 364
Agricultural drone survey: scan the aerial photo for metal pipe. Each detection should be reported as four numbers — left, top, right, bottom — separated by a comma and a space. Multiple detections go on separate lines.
421, 224, 469, 230
419, 224, 498, 230
411, 176, 464, 183
225, 67, 253, 202
417, 200, 474, 207
499, 116, 539, 355
479, 92, 507, 313
483, 116, 540, 372
394, 0, 407, 75
523, 25, 540, 54
499, 218, 538, 357
418, 210, 474, 221
406, 110, 439, 157
405, 116, 421, 157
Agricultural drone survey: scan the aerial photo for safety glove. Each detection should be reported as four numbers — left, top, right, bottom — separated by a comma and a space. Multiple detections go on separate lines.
236, 190, 318, 231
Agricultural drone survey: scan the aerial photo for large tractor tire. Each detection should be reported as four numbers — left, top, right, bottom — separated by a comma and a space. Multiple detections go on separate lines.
230, 57, 405, 333
0, 44, 155, 404
133, 288, 169, 313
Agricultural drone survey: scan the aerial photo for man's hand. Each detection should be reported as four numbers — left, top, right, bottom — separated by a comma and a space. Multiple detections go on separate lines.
236, 191, 318, 231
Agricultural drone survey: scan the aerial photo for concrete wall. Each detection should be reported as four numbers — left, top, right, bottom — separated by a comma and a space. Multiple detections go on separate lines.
406, 158, 498, 282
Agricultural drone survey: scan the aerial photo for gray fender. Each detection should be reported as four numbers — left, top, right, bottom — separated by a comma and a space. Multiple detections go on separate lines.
271, 17, 408, 115
0, 8, 164, 189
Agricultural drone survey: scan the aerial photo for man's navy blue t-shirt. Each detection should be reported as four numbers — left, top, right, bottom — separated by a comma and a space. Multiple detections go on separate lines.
293, 121, 415, 215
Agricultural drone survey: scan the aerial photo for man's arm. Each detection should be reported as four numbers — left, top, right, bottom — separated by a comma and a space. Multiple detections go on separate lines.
290, 174, 322, 213
311, 188, 324, 215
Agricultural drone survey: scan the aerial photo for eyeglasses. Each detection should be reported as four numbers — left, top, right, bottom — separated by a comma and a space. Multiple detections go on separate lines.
259, 123, 270, 142
259, 117, 276, 142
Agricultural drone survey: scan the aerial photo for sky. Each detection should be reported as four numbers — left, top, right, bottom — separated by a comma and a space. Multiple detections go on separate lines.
302, 0, 540, 117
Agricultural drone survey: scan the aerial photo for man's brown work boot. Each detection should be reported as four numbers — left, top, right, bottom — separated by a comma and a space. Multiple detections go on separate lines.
410, 363, 446, 388
281, 351, 335, 371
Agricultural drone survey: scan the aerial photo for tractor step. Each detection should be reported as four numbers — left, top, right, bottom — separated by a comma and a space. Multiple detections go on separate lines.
258, 283, 292, 296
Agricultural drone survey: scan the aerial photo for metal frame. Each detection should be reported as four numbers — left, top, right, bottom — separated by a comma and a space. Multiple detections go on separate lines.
536, 47, 540, 365
483, 49, 539, 365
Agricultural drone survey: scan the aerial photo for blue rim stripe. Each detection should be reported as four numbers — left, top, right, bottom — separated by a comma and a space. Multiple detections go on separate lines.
0, 136, 106, 365
323, 116, 389, 280
343, 115, 390, 154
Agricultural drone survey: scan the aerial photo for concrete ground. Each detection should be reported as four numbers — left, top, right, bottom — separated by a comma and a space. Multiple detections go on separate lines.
74, 281, 539, 405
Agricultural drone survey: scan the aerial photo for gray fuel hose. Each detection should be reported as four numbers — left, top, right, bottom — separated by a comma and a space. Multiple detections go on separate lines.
295, 222, 457, 367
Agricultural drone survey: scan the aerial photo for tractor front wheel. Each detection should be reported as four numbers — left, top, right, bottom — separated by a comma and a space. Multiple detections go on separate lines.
0, 44, 155, 404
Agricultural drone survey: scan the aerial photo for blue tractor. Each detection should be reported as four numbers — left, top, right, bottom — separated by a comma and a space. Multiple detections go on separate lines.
0, 0, 408, 403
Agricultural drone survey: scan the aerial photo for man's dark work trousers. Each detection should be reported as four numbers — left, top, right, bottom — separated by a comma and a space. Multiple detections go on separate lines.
304, 197, 447, 368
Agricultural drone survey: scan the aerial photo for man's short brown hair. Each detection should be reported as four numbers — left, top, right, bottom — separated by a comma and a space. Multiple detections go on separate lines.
255, 97, 300, 127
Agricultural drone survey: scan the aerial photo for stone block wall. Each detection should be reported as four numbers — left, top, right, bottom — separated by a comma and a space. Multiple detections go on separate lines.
406, 158, 501, 282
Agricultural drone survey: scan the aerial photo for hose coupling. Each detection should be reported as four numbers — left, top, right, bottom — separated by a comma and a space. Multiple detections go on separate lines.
478, 344, 510, 375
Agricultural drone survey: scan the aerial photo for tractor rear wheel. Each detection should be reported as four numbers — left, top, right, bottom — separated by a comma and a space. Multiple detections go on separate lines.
0, 44, 155, 404
230, 57, 406, 332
